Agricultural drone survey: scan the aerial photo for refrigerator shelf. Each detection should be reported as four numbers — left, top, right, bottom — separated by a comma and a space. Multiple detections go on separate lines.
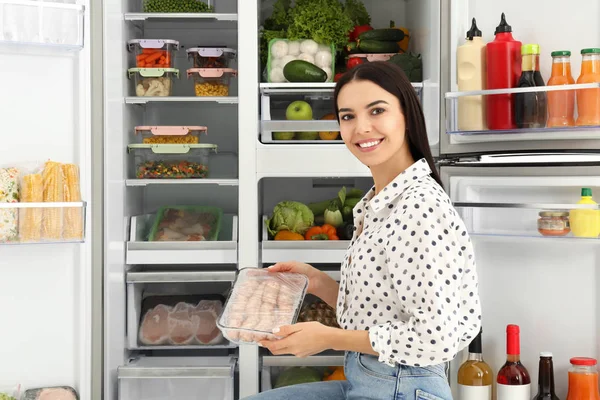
0, 0, 84, 51
125, 12, 238, 21
125, 96, 239, 104
453, 201, 600, 210
125, 178, 239, 187
0, 201, 86, 245
261, 215, 349, 263
127, 213, 238, 265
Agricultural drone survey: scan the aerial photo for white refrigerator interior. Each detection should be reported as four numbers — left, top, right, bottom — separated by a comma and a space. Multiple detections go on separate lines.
0, 0, 93, 398
102, 0, 600, 399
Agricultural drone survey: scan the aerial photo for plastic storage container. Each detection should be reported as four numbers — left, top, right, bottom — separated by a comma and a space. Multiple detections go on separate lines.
134, 126, 207, 144
348, 53, 397, 63
217, 268, 308, 345
118, 356, 235, 400
127, 143, 217, 179
148, 205, 223, 241
127, 39, 180, 68
141, 0, 214, 13
187, 47, 237, 68
128, 68, 179, 97
187, 68, 236, 96
267, 38, 336, 83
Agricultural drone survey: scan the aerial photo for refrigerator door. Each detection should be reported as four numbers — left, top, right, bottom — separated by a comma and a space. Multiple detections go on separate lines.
440, 0, 600, 157
440, 159, 600, 399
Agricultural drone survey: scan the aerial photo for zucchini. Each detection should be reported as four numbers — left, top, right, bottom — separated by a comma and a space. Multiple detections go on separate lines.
358, 28, 405, 42
283, 60, 328, 83
357, 39, 401, 54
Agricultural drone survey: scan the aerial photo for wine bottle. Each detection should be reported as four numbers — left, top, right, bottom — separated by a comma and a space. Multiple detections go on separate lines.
497, 324, 531, 400
533, 352, 560, 400
457, 328, 493, 399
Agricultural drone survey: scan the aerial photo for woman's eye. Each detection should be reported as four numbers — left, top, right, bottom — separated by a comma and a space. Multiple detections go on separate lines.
371, 107, 385, 115
340, 114, 354, 121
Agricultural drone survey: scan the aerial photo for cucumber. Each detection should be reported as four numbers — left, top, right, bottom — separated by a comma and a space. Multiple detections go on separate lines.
358, 28, 405, 42
346, 42, 360, 54
283, 60, 328, 83
357, 39, 401, 54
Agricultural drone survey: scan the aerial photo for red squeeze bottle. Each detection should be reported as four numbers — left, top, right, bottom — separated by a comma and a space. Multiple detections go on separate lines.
486, 13, 522, 130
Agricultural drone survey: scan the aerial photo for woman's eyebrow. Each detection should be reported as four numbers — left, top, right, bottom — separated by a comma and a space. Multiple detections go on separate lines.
339, 100, 389, 113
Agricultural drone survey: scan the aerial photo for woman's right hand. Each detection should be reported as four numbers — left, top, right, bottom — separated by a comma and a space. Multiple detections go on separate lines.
267, 261, 324, 295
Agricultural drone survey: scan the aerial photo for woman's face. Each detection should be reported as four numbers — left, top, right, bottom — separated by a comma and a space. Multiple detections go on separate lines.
337, 80, 408, 168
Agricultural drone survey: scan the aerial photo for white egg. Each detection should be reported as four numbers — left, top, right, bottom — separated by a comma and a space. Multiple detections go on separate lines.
270, 40, 288, 59
300, 39, 319, 55
269, 67, 286, 83
287, 41, 301, 56
314, 50, 333, 69
297, 52, 315, 64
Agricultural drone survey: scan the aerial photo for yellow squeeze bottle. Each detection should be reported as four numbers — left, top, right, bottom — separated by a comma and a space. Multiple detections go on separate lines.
569, 188, 600, 238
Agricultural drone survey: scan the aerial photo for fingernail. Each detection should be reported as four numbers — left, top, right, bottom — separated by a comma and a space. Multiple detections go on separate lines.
272, 327, 280, 333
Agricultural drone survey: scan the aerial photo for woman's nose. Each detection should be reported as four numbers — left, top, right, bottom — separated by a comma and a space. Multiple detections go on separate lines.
355, 116, 372, 135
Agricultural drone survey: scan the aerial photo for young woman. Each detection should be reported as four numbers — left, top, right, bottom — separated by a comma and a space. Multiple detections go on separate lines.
246, 62, 482, 400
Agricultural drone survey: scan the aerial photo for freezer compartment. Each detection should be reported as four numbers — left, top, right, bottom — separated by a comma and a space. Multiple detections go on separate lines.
127, 212, 237, 265
0, 0, 84, 50
127, 144, 217, 179
118, 356, 234, 400
260, 353, 345, 392
128, 68, 179, 97
0, 201, 86, 244
187, 68, 237, 97
126, 270, 235, 350
445, 83, 600, 141
134, 125, 208, 144
141, 0, 214, 13
187, 47, 237, 69
217, 268, 308, 345
259, 83, 422, 144
127, 39, 180, 68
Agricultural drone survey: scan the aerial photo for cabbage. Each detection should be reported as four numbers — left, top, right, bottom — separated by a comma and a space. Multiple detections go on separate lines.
266, 201, 315, 236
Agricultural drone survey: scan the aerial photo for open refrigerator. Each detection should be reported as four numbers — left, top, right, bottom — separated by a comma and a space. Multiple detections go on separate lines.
0, 0, 587, 399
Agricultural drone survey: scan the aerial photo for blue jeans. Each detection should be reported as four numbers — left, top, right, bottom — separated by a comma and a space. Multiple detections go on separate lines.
243, 351, 452, 400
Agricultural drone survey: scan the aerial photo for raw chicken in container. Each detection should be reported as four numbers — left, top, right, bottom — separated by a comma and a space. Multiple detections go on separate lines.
191, 300, 224, 345
217, 268, 308, 345
138, 304, 172, 345
149, 206, 223, 242
22, 386, 78, 400
167, 302, 198, 345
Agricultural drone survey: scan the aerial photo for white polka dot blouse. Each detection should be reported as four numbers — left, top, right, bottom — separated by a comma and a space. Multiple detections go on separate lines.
336, 158, 482, 367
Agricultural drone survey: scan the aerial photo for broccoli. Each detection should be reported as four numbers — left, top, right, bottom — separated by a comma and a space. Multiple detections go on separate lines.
387, 53, 423, 83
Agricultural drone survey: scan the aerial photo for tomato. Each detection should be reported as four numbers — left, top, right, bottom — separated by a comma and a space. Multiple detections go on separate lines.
346, 57, 364, 69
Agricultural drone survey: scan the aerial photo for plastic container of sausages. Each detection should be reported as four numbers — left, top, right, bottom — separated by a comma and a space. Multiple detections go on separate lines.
217, 268, 308, 345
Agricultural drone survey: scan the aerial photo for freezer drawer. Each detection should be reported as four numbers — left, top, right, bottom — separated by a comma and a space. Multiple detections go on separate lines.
118, 356, 235, 400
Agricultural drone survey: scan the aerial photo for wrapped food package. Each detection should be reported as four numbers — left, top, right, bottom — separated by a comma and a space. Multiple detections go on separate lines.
218, 268, 308, 345
22, 386, 78, 400
41, 161, 65, 240
19, 173, 43, 242
138, 297, 225, 346
148, 206, 223, 242
0, 168, 19, 242
62, 163, 83, 240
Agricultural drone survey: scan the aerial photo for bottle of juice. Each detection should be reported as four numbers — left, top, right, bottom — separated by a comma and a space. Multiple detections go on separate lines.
486, 13, 522, 130
457, 18, 487, 132
566, 357, 600, 400
569, 188, 600, 238
515, 44, 547, 129
547, 50, 575, 127
576, 48, 600, 126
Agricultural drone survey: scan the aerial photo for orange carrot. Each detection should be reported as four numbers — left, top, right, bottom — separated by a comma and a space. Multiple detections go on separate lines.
144, 52, 163, 63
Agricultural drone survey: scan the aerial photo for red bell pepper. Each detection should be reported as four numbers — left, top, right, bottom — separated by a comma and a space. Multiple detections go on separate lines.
349, 25, 373, 42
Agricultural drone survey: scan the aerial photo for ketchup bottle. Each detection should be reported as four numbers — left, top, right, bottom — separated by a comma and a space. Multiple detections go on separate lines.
486, 13, 522, 130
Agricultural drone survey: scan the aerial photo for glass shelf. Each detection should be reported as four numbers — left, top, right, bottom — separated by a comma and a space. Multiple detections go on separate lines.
0, 201, 86, 244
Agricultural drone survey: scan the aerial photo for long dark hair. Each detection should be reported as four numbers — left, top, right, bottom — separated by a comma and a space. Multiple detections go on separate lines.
333, 61, 443, 189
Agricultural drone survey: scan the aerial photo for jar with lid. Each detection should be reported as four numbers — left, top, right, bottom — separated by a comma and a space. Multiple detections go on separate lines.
566, 357, 600, 400
537, 211, 570, 236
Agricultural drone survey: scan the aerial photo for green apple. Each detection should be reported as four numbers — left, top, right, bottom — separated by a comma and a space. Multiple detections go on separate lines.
295, 131, 319, 140
286, 100, 313, 120
272, 131, 295, 140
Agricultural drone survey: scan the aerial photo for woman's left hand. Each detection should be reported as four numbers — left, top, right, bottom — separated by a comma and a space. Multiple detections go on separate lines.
260, 321, 337, 358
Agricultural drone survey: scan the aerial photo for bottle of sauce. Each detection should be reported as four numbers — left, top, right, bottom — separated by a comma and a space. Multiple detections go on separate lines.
566, 357, 600, 400
457, 18, 487, 132
497, 324, 531, 400
457, 328, 493, 399
576, 48, 600, 126
533, 352, 560, 400
515, 44, 547, 128
486, 13, 522, 130
547, 51, 575, 127
569, 187, 600, 238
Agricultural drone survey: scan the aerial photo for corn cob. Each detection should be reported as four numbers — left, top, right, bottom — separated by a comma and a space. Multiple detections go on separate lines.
19, 173, 43, 242
41, 161, 64, 240
62, 163, 83, 240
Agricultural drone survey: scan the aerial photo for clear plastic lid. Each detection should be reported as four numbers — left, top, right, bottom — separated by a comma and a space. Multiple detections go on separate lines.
134, 126, 208, 136
128, 68, 180, 78
128, 144, 217, 154
186, 47, 236, 57
127, 39, 180, 51
186, 68, 237, 78
349, 53, 397, 62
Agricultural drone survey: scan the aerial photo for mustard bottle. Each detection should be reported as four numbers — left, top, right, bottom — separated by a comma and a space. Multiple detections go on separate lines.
569, 188, 600, 238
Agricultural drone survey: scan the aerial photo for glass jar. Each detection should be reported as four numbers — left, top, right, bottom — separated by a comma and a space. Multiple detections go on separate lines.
537, 211, 570, 236
566, 357, 600, 400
